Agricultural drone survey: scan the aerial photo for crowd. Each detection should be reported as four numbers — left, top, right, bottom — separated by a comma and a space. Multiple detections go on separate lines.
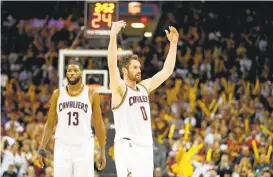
145, 2, 273, 177
1, 1, 273, 177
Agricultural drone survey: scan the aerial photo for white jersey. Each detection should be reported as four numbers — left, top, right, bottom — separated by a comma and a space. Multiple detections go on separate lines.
112, 84, 153, 146
55, 86, 93, 145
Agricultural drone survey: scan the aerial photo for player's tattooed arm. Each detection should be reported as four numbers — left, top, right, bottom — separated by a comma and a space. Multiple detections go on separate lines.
37, 89, 59, 168
108, 21, 126, 96
90, 89, 106, 170
140, 26, 178, 93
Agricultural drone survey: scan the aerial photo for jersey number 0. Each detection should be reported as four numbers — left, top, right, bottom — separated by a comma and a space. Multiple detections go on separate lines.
67, 112, 79, 126
140, 106, 148, 121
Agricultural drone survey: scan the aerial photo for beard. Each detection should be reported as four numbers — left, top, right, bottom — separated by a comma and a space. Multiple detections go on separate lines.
128, 72, 141, 83
67, 76, 81, 85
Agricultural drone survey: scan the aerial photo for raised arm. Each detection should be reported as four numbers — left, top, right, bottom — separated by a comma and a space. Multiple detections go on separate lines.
140, 26, 179, 93
90, 90, 106, 170
108, 21, 126, 95
37, 89, 59, 168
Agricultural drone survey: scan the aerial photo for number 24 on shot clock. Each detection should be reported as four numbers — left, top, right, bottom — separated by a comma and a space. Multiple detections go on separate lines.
89, 2, 118, 30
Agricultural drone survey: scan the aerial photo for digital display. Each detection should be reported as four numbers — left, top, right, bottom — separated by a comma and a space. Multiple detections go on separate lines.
86, 2, 118, 34
119, 3, 158, 16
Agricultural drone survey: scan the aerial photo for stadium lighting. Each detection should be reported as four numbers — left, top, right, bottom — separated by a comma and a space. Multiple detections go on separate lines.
131, 23, 145, 28
144, 32, 152, 38
128, 2, 141, 15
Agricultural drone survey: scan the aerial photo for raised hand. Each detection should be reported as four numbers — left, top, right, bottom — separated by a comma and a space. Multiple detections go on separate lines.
110, 20, 126, 36
165, 26, 179, 44
35, 149, 47, 168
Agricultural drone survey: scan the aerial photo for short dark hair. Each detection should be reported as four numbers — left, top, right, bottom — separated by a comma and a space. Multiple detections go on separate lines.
118, 53, 139, 70
67, 59, 83, 71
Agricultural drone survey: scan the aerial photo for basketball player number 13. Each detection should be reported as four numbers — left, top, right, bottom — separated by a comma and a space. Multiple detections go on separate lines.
140, 106, 148, 121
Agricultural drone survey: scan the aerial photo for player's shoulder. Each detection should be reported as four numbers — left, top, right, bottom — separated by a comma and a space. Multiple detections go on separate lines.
110, 79, 126, 90
49, 89, 60, 104
52, 89, 60, 98
53, 88, 60, 94
138, 80, 149, 93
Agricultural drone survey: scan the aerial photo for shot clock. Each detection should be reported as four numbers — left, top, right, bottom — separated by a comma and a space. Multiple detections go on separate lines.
85, 1, 118, 37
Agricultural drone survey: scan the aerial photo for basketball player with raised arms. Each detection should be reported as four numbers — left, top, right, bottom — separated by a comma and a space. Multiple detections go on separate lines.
108, 20, 178, 177
36, 61, 106, 177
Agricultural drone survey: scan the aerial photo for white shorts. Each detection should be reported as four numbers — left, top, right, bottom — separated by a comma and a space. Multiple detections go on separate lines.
54, 138, 94, 177
114, 139, 154, 177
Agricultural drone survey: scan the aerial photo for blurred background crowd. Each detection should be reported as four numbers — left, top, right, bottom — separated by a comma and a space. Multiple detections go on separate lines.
1, 1, 273, 177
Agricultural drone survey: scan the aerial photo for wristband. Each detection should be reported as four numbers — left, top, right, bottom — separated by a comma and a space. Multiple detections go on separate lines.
38, 149, 47, 158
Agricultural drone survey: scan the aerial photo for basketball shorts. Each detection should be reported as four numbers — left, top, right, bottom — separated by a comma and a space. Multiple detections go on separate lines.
114, 139, 154, 177
54, 137, 94, 177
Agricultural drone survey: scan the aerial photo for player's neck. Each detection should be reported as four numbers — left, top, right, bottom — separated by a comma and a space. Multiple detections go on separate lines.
67, 82, 83, 91
124, 78, 136, 89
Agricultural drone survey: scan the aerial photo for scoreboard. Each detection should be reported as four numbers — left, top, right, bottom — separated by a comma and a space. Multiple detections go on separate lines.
85, 1, 118, 37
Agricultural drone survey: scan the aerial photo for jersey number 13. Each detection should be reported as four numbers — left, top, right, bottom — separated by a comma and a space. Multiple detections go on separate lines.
67, 112, 79, 126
